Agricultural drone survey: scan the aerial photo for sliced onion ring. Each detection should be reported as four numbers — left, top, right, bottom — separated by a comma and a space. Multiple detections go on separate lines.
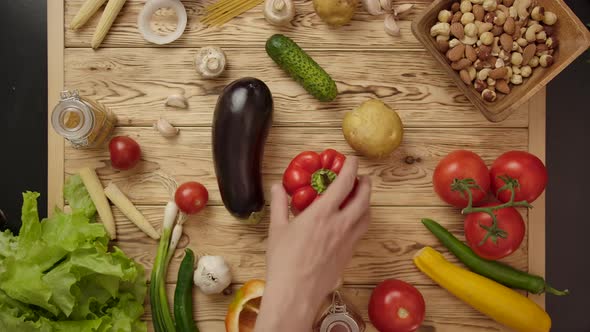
138, 0, 187, 45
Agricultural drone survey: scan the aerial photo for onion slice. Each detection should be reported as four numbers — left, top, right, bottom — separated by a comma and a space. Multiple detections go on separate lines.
138, 0, 187, 45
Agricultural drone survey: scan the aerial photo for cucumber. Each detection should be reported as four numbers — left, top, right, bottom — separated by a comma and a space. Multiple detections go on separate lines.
421, 218, 568, 296
174, 249, 199, 332
266, 34, 338, 102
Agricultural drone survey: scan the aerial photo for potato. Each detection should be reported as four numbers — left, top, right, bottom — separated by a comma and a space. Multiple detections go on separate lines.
342, 99, 404, 159
312, 0, 358, 27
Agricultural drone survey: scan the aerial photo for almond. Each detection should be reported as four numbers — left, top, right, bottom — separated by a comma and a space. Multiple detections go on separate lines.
473, 5, 485, 21
451, 58, 473, 70
500, 34, 513, 52
446, 44, 466, 62
522, 44, 536, 65
489, 67, 508, 79
451, 11, 462, 24
465, 45, 477, 62
496, 79, 511, 94
451, 22, 465, 39
460, 69, 472, 84
491, 25, 504, 37
504, 17, 515, 35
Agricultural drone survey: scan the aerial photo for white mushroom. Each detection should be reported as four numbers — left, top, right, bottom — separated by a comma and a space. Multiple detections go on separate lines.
264, 0, 295, 26
193, 256, 232, 295
195, 46, 227, 79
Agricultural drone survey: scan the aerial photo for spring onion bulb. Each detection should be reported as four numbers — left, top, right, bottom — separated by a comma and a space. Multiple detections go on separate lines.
150, 201, 179, 332
166, 224, 183, 262
138, 0, 187, 45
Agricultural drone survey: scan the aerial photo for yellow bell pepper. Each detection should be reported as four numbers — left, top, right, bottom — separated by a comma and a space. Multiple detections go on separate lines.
414, 246, 551, 332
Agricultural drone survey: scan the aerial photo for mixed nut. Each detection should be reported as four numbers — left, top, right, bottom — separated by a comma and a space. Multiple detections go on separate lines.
431, 0, 558, 102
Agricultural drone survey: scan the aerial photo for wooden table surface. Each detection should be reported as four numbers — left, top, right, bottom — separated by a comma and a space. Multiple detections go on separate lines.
48, 1, 548, 331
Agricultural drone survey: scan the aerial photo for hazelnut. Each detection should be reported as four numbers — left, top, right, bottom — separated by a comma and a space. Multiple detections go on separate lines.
521, 65, 532, 77
512, 65, 521, 75
511, 52, 523, 65
517, 37, 528, 47
461, 12, 475, 25
449, 38, 461, 48
487, 77, 496, 86
473, 4, 485, 21
464, 23, 478, 37
480, 31, 494, 45
438, 9, 453, 23
512, 41, 519, 51
483, 0, 497, 12
477, 40, 483, 47
531, 6, 545, 21
478, 22, 493, 36
482, 89, 497, 102
474, 59, 485, 70
539, 54, 554, 67
484, 12, 496, 24
529, 56, 540, 68
543, 11, 557, 25
505, 66, 513, 79
536, 31, 547, 42
477, 68, 492, 80
494, 10, 507, 26
460, 0, 473, 13
491, 25, 504, 37
495, 57, 505, 68
451, 2, 461, 13
546, 37, 559, 49
474, 79, 488, 92
510, 74, 523, 85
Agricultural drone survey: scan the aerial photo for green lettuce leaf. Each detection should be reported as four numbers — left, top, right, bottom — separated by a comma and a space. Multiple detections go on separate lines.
64, 174, 96, 220
0, 188, 147, 332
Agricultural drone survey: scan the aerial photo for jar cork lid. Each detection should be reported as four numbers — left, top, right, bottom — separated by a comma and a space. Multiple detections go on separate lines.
51, 90, 94, 141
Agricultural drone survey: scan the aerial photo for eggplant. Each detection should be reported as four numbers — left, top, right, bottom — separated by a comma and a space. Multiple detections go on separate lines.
212, 78, 273, 224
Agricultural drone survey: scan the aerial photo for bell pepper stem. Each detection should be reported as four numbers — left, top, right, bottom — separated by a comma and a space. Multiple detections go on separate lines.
311, 169, 337, 194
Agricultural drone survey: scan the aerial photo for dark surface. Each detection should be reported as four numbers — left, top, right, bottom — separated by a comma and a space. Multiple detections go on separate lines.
1, 0, 589, 330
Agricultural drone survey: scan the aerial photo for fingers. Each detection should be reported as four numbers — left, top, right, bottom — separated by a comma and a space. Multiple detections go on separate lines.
339, 175, 372, 224
318, 156, 359, 211
269, 184, 289, 235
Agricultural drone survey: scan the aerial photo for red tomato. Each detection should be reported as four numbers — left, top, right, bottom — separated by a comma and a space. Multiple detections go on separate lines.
464, 204, 525, 260
433, 150, 490, 208
490, 151, 547, 204
369, 279, 425, 332
109, 136, 141, 170
175, 182, 209, 215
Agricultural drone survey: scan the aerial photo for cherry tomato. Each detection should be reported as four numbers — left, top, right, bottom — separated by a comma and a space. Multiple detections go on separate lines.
175, 182, 209, 215
369, 279, 425, 332
109, 136, 141, 170
464, 204, 525, 260
433, 150, 490, 208
490, 151, 547, 204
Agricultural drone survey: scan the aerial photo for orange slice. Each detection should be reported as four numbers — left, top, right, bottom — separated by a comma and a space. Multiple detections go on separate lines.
225, 279, 265, 332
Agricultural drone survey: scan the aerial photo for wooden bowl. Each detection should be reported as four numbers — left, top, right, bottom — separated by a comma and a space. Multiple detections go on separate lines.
412, 0, 590, 122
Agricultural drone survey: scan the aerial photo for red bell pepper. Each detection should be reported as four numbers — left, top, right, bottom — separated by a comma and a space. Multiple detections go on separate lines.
282, 149, 349, 212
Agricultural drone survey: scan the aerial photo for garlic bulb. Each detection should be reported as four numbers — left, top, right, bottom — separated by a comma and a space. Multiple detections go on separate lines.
362, 0, 385, 15
384, 14, 400, 36
264, 0, 295, 26
193, 256, 232, 295
165, 94, 188, 109
154, 118, 179, 137
361, 0, 413, 37
195, 46, 227, 79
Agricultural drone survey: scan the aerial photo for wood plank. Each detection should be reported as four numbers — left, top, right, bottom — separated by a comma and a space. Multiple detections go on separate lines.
527, 88, 546, 308
64, 48, 529, 128
142, 284, 510, 331
111, 206, 528, 285
64, 0, 430, 49
64, 127, 528, 206
48, 0, 65, 214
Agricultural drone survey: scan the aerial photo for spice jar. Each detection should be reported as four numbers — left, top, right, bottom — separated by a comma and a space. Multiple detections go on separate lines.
314, 291, 366, 332
51, 90, 116, 148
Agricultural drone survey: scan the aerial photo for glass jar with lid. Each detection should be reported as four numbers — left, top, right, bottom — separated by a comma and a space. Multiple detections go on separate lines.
51, 90, 117, 148
314, 291, 366, 332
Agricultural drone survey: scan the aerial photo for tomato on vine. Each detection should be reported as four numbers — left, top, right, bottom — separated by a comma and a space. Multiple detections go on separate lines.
490, 151, 547, 204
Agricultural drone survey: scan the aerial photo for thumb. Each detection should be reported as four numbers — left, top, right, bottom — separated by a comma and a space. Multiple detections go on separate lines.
269, 183, 289, 234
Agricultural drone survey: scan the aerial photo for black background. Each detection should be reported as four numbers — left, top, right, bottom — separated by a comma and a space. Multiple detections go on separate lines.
1, 1, 589, 330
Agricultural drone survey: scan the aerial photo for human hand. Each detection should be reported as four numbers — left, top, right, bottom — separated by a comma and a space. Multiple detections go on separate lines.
255, 156, 372, 332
